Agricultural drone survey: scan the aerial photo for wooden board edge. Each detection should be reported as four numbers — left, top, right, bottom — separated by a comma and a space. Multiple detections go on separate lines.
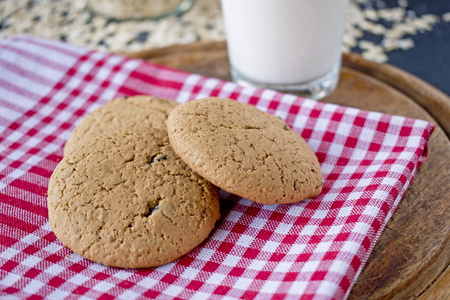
418, 262, 450, 300
119, 40, 227, 60
395, 234, 450, 299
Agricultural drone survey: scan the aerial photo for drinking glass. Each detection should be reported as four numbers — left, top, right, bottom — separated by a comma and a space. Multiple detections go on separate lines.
221, 0, 349, 99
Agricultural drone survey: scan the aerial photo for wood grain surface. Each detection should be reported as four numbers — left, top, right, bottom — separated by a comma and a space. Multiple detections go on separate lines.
124, 41, 450, 299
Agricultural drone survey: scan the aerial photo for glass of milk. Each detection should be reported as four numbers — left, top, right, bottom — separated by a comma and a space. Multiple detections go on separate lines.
221, 0, 349, 99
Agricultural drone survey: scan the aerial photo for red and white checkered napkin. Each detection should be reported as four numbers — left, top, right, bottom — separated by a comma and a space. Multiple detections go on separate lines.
0, 35, 434, 299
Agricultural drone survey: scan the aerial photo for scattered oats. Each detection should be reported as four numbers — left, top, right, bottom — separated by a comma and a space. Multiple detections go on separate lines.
396, 38, 414, 50
347, 2, 366, 24
73, 0, 88, 12
92, 17, 107, 29
358, 20, 386, 35
342, 45, 351, 53
359, 40, 387, 62
362, 50, 388, 63
382, 38, 414, 51
105, 22, 119, 35
410, 14, 439, 32
443, 12, 450, 22
379, 8, 406, 22
385, 23, 417, 38
359, 40, 377, 50
0, 0, 224, 52
421, 14, 440, 23
364, 9, 379, 21
343, 34, 358, 48
354, 28, 364, 38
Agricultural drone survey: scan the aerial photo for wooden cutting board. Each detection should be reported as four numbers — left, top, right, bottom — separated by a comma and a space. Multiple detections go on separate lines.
124, 41, 450, 299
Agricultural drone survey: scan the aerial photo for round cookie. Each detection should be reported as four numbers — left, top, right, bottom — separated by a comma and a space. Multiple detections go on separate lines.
48, 128, 220, 268
64, 95, 179, 155
167, 98, 322, 205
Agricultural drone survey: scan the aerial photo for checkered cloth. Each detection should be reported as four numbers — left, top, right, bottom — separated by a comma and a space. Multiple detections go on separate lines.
0, 35, 434, 299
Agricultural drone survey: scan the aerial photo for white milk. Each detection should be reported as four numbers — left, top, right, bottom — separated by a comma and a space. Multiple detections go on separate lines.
222, 0, 349, 85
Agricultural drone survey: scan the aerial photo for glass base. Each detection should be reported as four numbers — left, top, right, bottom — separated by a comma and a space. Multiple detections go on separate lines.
231, 62, 341, 100
88, 0, 195, 21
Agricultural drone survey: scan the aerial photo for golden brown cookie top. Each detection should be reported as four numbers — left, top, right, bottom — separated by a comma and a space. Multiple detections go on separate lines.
48, 128, 220, 268
167, 98, 322, 205
64, 95, 179, 155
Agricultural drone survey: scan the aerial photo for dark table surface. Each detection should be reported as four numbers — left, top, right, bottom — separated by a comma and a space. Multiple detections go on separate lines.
358, 0, 450, 96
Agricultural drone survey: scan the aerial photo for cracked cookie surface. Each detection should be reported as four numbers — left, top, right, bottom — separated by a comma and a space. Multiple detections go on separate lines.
64, 95, 179, 155
48, 128, 220, 268
167, 98, 322, 205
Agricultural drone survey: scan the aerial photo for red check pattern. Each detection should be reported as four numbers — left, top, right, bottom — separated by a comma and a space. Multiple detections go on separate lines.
0, 35, 434, 299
